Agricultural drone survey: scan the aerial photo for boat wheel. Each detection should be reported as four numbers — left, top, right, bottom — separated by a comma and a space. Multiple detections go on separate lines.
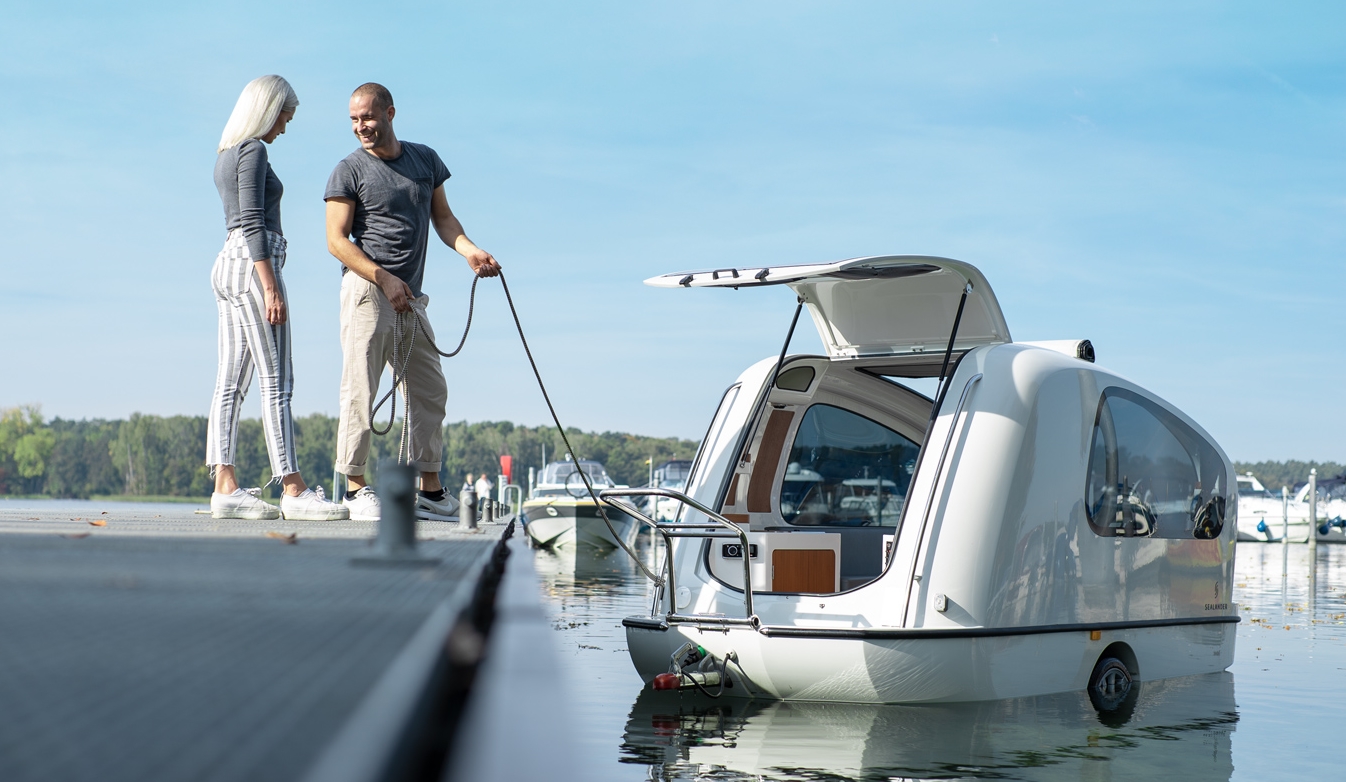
565, 470, 588, 498
1087, 656, 1136, 723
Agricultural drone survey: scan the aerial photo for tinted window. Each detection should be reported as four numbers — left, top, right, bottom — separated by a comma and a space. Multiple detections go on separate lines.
779, 404, 920, 527
1085, 389, 1227, 539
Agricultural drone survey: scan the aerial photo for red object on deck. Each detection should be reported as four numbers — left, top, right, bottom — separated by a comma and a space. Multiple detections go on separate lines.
652, 673, 680, 690
500, 455, 512, 483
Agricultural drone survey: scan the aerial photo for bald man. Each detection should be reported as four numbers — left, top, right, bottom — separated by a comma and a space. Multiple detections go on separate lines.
325, 82, 500, 521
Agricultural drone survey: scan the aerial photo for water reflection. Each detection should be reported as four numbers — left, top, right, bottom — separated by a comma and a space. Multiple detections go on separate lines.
621, 674, 1236, 781
533, 536, 1346, 781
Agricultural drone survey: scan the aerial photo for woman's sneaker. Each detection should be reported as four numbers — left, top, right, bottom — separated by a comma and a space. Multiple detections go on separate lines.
281, 487, 350, 521
211, 487, 281, 520
343, 486, 381, 521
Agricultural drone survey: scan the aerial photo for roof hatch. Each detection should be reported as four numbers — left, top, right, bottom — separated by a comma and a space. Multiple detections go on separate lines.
645, 255, 1011, 358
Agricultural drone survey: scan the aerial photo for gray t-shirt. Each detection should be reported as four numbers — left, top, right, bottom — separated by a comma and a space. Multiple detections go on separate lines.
324, 142, 451, 296
215, 138, 283, 261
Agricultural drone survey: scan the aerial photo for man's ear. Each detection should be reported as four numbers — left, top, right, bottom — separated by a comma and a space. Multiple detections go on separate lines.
387, 105, 396, 122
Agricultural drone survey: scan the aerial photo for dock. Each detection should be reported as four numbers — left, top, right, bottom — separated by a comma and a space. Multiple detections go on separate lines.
0, 501, 571, 782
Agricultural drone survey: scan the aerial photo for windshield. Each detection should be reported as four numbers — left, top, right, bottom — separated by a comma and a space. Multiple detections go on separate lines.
539, 461, 612, 486
654, 460, 692, 488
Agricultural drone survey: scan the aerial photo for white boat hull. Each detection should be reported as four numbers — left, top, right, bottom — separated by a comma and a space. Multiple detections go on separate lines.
625, 619, 1235, 704
522, 500, 642, 551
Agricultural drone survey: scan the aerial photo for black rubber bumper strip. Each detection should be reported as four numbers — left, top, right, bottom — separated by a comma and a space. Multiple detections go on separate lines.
622, 614, 1239, 639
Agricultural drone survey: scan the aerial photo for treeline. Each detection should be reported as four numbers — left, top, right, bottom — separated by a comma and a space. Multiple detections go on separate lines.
0, 406, 698, 500
1233, 461, 1346, 491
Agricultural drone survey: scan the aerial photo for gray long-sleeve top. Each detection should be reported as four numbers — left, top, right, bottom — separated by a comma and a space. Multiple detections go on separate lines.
214, 138, 283, 260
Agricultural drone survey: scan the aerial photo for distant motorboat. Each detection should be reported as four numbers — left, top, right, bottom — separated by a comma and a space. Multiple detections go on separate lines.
1235, 472, 1345, 543
646, 460, 692, 523
522, 459, 641, 551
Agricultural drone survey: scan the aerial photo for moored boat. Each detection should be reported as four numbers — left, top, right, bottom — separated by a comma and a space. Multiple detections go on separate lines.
522, 459, 641, 550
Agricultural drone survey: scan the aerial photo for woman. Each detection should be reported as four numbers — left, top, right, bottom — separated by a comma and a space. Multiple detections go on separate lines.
207, 75, 347, 520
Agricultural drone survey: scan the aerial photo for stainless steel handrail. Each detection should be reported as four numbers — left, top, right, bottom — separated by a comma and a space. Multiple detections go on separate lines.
900, 372, 982, 628
599, 487, 758, 626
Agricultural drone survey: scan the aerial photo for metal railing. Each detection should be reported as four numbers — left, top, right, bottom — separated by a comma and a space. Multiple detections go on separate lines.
598, 487, 759, 628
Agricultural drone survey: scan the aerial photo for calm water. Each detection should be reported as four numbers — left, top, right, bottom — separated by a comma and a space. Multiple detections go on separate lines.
532, 540, 1346, 781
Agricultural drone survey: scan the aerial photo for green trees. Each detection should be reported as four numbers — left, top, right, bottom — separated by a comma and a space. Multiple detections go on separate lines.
0, 405, 699, 499
0, 406, 56, 495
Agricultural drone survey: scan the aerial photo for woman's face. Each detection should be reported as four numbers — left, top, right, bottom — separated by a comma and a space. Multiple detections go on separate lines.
262, 108, 295, 143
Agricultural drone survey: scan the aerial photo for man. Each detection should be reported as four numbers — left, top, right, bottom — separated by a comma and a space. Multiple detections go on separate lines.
325, 83, 500, 520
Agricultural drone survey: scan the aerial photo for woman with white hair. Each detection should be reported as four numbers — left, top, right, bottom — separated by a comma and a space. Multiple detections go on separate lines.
207, 75, 347, 520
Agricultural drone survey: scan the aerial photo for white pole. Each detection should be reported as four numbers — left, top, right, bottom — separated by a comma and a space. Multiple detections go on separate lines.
1309, 469, 1318, 554
1281, 485, 1289, 578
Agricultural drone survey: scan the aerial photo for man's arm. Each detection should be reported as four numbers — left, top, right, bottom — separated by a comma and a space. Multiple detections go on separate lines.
430, 186, 501, 278
326, 197, 415, 312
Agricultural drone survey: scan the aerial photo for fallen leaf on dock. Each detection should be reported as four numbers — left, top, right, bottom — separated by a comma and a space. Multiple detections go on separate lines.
265, 531, 299, 545
88, 520, 107, 527
60, 533, 90, 540
100, 511, 107, 515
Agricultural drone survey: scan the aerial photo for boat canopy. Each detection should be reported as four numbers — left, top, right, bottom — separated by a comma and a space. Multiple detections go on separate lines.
645, 256, 1011, 358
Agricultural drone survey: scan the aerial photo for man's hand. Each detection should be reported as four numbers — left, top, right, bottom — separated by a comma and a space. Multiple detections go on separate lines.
466, 248, 501, 278
376, 269, 415, 313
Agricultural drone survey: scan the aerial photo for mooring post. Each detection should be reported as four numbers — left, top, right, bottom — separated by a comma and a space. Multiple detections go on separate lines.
375, 464, 418, 556
460, 486, 478, 531
482, 496, 495, 524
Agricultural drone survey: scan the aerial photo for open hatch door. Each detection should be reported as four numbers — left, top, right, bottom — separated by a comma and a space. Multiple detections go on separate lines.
645, 255, 1011, 358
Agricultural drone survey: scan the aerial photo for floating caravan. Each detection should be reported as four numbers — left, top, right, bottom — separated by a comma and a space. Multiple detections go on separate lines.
603, 256, 1238, 705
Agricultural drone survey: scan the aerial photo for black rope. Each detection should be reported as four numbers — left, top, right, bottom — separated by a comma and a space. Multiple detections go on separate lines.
498, 272, 663, 585
370, 276, 480, 437
358, 270, 661, 584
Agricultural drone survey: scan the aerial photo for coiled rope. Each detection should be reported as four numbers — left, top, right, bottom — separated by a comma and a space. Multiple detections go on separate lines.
367, 271, 663, 586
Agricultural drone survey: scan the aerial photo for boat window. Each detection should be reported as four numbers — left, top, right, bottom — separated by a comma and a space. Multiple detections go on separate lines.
778, 404, 920, 527
775, 366, 815, 392
541, 461, 612, 486
1085, 388, 1227, 540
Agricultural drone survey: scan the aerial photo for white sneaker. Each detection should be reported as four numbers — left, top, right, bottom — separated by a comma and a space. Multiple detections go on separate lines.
281, 486, 350, 521
416, 492, 460, 520
343, 486, 381, 521
212, 487, 281, 520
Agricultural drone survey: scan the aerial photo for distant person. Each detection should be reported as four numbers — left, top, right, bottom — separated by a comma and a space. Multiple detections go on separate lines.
475, 473, 494, 502
463, 473, 475, 492
325, 82, 501, 521
208, 75, 348, 521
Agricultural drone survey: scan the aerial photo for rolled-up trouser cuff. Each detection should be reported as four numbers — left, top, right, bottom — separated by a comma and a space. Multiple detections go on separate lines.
336, 462, 366, 476
408, 460, 442, 474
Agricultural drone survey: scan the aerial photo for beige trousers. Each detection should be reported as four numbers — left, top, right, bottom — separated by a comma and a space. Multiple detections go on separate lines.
336, 273, 447, 475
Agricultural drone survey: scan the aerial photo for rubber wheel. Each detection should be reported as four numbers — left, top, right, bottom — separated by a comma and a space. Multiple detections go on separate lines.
1088, 656, 1136, 724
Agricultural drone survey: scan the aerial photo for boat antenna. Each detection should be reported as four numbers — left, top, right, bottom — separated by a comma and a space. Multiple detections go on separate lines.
928, 281, 972, 425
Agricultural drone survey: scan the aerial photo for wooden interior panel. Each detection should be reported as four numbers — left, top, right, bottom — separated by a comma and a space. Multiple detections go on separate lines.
772, 549, 835, 593
726, 474, 741, 506
746, 409, 794, 513
722, 513, 749, 525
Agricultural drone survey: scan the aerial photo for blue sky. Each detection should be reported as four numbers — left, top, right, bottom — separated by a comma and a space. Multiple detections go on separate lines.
1, 1, 1343, 461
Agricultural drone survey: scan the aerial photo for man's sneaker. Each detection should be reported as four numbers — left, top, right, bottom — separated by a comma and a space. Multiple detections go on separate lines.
281, 486, 350, 521
343, 486, 381, 521
212, 487, 280, 520
416, 492, 460, 521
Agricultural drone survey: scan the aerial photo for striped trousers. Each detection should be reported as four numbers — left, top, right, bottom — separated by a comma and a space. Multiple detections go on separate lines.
205, 228, 298, 478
